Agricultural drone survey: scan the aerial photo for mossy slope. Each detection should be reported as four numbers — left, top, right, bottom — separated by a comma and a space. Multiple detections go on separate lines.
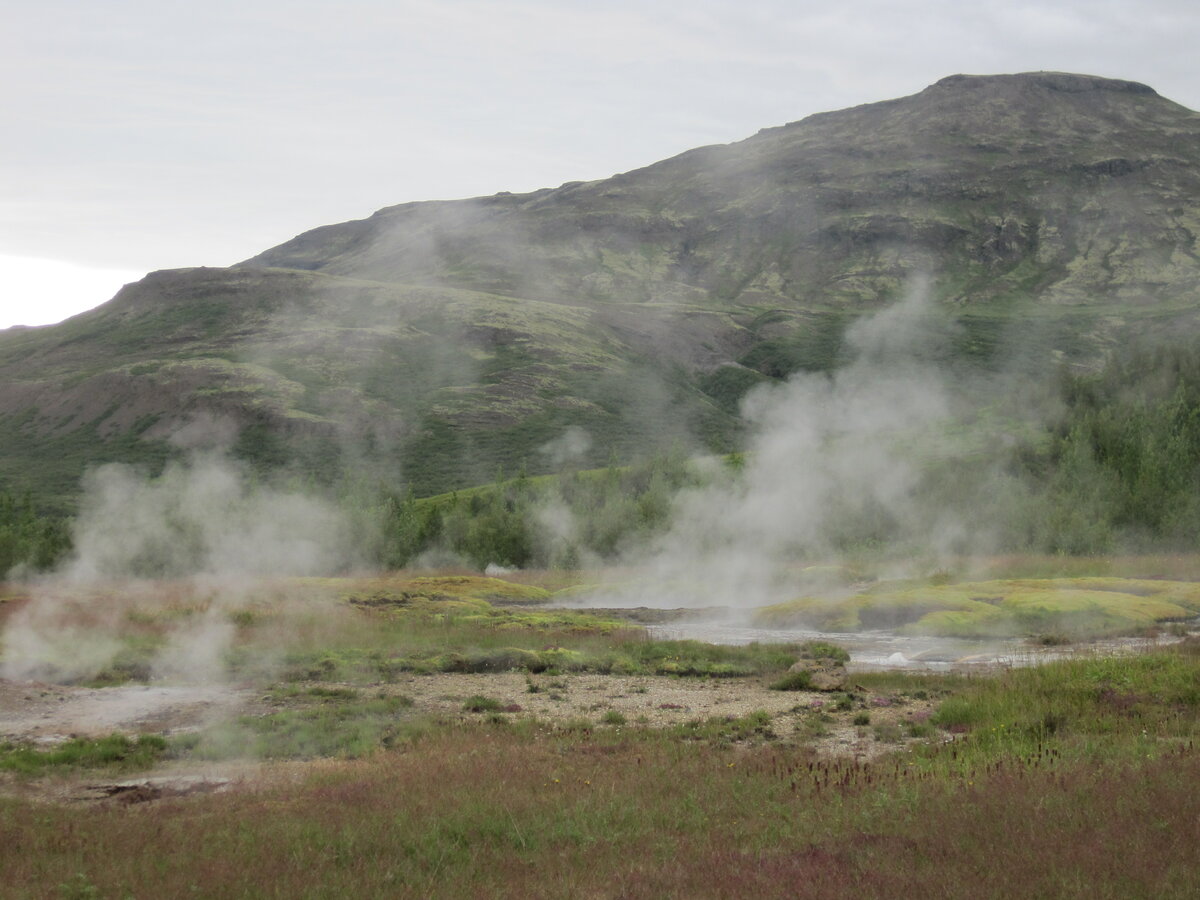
6, 74, 1200, 504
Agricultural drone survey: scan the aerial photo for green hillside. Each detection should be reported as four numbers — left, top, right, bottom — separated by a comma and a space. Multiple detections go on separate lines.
3, 72, 1200, 507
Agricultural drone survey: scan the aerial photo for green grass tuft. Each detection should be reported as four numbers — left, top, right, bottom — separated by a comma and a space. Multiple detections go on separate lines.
0, 734, 168, 775
768, 671, 813, 691
463, 696, 504, 713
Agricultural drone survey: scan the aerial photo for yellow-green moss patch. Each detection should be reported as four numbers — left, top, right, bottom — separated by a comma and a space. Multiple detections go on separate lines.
754, 577, 1200, 638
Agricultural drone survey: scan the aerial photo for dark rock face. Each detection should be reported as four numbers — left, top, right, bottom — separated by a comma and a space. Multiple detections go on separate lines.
4, 72, 1200, 503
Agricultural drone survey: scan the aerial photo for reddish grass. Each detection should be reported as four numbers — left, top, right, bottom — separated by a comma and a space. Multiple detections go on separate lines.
633, 753, 1200, 898
2, 729, 1198, 898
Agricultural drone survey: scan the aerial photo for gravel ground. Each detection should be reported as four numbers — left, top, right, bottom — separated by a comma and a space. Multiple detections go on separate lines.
373, 671, 937, 760
0, 679, 253, 745
0, 672, 939, 805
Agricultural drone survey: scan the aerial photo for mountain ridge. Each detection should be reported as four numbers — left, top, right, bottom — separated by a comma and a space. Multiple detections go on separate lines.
241, 71, 1200, 312
4, 71, 1200, 507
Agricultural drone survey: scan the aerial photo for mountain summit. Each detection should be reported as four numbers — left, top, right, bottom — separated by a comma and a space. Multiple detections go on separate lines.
244, 71, 1197, 310
4, 72, 1200, 504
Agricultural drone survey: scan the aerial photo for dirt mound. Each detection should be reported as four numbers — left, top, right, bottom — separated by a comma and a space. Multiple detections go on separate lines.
88, 775, 232, 805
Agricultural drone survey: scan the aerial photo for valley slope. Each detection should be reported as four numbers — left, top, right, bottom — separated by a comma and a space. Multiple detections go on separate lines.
4, 72, 1200, 507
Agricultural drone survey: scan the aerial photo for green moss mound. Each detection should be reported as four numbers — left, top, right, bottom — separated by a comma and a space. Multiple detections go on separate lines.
332, 575, 552, 615
755, 578, 1200, 638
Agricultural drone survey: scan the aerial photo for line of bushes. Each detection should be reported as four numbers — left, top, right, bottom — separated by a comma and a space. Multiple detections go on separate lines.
359, 339, 1200, 567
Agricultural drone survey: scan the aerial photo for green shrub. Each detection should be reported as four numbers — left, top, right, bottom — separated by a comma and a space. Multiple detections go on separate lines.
306, 686, 358, 701
677, 710, 775, 742
796, 641, 851, 663
905, 721, 936, 738
931, 697, 984, 730
463, 696, 504, 713
769, 670, 813, 691
873, 722, 902, 742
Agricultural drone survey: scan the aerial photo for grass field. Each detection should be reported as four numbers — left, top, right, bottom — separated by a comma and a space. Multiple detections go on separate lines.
2, 646, 1199, 898
1, 570, 1199, 897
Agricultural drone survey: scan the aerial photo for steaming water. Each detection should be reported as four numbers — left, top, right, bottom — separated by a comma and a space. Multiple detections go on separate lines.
644, 622, 1190, 671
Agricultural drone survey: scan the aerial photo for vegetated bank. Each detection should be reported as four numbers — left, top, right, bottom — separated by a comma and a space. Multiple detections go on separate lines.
2, 626, 1200, 898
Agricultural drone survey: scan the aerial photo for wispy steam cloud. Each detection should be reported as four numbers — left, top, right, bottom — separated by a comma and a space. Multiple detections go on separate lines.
65, 451, 352, 583
2, 432, 357, 683
605, 279, 982, 610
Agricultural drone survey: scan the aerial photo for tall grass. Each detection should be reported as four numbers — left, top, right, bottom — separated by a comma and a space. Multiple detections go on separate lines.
916, 649, 1200, 768
1, 724, 1196, 898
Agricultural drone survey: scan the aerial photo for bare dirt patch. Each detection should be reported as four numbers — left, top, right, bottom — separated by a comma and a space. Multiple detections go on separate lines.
0, 672, 936, 756
370, 671, 936, 759
0, 672, 938, 806
0, 678, 256, 745
388, 672, 800, 723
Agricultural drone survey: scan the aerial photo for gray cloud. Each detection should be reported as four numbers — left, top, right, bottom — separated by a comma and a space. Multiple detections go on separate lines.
3, 0, 1198, 293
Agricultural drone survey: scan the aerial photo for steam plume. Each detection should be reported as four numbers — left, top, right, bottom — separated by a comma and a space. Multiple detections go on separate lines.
605, 279, 986, 610
1, 436, 357, 683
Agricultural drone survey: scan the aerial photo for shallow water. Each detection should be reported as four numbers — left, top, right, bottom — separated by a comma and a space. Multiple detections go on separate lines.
644, 621, 1189, 671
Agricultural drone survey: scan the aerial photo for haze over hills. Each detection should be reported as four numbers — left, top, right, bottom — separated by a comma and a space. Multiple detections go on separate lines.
4, 71, 1200, 508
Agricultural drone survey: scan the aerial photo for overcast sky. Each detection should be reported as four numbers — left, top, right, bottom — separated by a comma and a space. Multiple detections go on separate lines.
3, 0, 1199, 328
